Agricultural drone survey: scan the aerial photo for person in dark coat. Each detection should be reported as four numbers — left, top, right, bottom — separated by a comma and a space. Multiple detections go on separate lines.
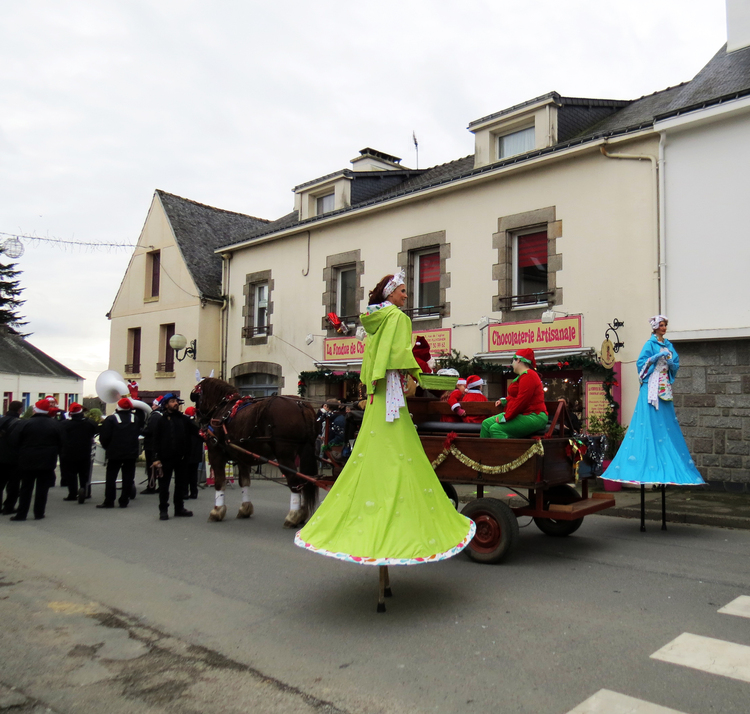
0, 400, 23, 515
153, 393, 193, 520
97, 397, 146, 509
140, 396, 163, 494
60, 403, 98, 503
8, 399, 64, 521
182, 406, 203, 500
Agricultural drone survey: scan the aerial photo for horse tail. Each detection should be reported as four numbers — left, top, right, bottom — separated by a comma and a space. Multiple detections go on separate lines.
298, 431, 319, 511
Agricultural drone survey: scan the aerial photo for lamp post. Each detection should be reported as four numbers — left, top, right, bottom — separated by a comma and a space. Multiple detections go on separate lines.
169, 333, 197, 361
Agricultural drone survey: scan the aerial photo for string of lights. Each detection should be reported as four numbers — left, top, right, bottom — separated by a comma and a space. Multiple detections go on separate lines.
0, 231, 137, 251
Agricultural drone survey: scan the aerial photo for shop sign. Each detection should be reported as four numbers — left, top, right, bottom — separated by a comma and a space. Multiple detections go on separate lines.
411, 328, 451, 358
323, 336, 365, 361
600, 339, 616, 369
487, 315, 582, 353
585, 381, 608, 423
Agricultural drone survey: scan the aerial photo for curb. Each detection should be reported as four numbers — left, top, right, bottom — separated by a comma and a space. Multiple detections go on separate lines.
597, 506, 750, 531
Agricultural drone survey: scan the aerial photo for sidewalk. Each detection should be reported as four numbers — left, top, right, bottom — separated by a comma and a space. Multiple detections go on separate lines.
453, 480, 750, 531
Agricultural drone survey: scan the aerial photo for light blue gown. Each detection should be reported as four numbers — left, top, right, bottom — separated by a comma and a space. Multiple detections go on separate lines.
605, 335, 705, 486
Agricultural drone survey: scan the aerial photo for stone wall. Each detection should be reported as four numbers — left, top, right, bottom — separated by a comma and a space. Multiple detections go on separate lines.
673, 338, 750, 489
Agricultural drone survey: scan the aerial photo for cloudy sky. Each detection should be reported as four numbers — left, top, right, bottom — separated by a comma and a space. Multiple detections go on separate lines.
0, 0, 728, 394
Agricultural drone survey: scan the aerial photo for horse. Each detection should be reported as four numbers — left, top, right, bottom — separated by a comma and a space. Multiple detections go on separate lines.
190, 378, 318, 527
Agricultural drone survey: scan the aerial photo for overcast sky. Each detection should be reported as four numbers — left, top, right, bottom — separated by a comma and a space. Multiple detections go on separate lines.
0, 0, 728, 394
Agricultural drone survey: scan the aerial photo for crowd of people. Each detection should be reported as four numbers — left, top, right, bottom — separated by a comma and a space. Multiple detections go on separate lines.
0, 392, 204, 522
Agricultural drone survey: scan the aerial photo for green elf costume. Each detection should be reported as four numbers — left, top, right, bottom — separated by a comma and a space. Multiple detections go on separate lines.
295, 274, 475, 565
480, 348, 548, 439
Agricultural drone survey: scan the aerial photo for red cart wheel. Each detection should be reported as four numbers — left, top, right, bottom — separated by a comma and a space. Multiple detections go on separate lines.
461, 497, 519, 564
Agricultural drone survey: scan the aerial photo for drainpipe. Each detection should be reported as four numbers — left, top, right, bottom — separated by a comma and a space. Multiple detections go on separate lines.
600, 144, 660, 314
220, 253, 232, 380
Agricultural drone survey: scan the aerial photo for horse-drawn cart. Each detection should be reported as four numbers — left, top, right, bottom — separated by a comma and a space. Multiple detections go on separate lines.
405, 397, 616, 563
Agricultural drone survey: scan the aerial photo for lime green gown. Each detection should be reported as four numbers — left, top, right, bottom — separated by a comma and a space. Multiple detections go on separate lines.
295, 303, 475, 565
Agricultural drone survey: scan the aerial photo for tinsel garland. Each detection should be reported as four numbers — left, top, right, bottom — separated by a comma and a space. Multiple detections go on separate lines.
431, 439, 544, 474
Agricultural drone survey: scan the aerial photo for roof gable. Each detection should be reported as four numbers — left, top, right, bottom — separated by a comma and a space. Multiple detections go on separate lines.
0, 329, 82, 380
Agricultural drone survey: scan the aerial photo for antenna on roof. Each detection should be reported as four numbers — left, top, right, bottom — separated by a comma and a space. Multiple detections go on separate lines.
412, 131, 419, 169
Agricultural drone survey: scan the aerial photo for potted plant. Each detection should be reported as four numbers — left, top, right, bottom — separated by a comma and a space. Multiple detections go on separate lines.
586, 407, 628, 489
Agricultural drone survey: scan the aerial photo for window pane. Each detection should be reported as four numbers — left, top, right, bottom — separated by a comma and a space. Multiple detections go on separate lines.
417, 252, 440, 308
150, 251, 160, 297
338, 268, 357, 317
499, 126, 535, 159
317, 193, 334, 215
255, 284, 268, 333
516, 231, 547, 302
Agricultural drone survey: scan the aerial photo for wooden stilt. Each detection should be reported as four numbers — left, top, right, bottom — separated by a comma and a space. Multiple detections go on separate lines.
640, 485, 646, 532
661, 484, 667, 531
377, 565, 387, 613
384, 565, 392, 598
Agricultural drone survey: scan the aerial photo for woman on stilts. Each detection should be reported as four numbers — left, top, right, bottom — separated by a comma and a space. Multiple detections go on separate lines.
602, 315, 705, 530
295, 271, 475, 611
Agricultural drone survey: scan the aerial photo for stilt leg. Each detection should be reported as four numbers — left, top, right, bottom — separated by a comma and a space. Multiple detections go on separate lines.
384, 565, 392, 598
640, 485, 646, 532
377, 566, 387, 613
661, 484, 667, 531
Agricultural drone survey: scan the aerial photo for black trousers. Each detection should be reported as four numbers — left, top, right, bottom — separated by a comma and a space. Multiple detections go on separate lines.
0, 463, 20, 512
183, 462, 199, 498
159, 460, 187, 514
60, 457, 91, 498
16, 469, 54, 519
104, 458, 136, 506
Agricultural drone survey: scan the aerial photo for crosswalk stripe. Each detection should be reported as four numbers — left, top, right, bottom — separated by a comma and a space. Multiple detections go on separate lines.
718, 595, 750, 619
651, 632, 750, 683
566, 689, 687, 713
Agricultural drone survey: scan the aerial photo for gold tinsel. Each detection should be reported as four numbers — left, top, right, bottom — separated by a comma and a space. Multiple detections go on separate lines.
431, 440, 544, 474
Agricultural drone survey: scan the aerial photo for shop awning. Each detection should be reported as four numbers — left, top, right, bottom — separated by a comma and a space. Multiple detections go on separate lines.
473, 347, 595, 364
314, 360, 363, 372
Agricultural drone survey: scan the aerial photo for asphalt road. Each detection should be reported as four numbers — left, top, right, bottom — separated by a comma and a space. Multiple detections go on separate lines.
1, 469, 749, 714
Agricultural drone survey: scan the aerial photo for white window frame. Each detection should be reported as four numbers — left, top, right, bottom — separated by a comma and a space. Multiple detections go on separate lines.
336, 265, 357, 320
511, 227, 548, 309
254, 283, 268, 335
413, 248, 441, 318
497, 125, 535, 160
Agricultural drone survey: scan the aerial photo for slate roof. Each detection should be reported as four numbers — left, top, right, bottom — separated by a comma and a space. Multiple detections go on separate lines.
0, 328, 82, 380
156, 190, 269, 299
221, 43, 750, 250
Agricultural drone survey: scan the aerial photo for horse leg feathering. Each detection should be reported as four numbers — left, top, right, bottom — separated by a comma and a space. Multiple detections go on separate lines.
236, 465, 254, 519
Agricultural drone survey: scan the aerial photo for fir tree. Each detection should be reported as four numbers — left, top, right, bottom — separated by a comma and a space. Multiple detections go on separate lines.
0, 262, 28, 335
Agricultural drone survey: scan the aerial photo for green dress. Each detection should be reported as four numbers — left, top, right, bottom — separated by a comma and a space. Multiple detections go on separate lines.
295, 303, 475, 565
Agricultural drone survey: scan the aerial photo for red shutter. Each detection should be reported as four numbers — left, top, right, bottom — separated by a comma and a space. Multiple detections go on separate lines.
517, 232, 547, 268
419, 253, 440, 284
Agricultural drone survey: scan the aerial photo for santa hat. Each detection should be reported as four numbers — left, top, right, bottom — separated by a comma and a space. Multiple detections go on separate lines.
412, 335, 432, 374
45, 395, 58, 406
514, 348, 537, 370
117, 397, 134, 411
68, 403, 83, 414
152, 395, 163, 408
33, 399, 52, 415
185, 406, 196, 417
456, 377, 467, 386
465, 375, 485, 391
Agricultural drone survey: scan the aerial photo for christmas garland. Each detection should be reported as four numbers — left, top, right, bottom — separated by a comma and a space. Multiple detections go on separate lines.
430, 432, 545, 473
297, 370, 361, 397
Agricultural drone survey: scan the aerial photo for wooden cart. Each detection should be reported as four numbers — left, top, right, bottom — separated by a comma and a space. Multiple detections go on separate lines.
407, 397, 615, 563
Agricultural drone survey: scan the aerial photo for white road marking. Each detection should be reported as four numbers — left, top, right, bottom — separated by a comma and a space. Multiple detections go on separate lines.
718, 595, 750, 619
566, 689, 687, 713
651, 632, 750, 683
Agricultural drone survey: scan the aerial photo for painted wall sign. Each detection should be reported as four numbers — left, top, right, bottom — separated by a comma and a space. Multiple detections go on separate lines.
585, 381, 608, 424
411, 328, 451, 358
487, 315, 582, 353
323, 336, 365, 360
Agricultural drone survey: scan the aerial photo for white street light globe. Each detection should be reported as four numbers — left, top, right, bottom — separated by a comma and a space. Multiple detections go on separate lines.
169, 333, 188, 351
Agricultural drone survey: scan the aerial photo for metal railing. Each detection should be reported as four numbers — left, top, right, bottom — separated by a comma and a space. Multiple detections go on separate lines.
496, 292, 553, 310
156, 361, 175, 373
124, 363, 140, 374
242, 324, 272, 338
402, 304, 445, 319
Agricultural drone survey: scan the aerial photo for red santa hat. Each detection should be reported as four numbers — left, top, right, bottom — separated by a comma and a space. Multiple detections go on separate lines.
456, 377, 467, 386
117, 397, 134, 411
45, 395, 58, 406
152, 395, 163, 408
68, 402, 83, 414
465, 375, 484, 391
33, 399, 53, 415
185, 406, 196, 417
514, 348, 537, 370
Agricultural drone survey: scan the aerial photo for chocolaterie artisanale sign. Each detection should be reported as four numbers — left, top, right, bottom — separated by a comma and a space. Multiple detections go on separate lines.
487, 316, 582, 353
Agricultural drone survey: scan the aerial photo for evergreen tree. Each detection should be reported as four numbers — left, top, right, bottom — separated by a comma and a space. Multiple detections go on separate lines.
0, 262, 28, 335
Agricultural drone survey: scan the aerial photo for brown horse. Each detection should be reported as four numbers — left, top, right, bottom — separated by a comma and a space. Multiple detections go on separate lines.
190, 378, 318, 527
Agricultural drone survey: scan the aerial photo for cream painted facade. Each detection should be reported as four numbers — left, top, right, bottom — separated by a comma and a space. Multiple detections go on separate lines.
108, 193, 222, 405
221, 131, 661, 420
0, 375, 83, 412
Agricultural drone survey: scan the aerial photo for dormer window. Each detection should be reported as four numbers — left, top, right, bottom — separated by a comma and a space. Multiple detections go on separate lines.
498, 126, 535, 159
316, 193, 335, 215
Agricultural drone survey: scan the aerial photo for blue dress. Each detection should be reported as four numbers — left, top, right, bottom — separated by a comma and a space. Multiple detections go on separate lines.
605, 335, 705, 486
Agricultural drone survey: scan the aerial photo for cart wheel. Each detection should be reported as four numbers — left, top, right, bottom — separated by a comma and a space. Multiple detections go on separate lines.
77, 487, 86, 505
440, 482, 459, 510
130, 482, 137, 500
533, 484, 584, 537
461, 498, 519, 564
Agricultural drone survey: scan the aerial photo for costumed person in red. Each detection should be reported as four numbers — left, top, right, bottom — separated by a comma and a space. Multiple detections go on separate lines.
127, 380, 139, 400
481, 349, 548, 438
412, 335, 432, 373
459, 375, 488, 423
441, 377, 466, 422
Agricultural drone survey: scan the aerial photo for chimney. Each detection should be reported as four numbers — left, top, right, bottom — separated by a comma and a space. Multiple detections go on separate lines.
727, 0, 750, 52
350, 148, 404, 171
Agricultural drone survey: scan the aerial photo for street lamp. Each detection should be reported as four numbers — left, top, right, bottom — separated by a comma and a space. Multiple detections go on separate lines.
169, 333, 197, 361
